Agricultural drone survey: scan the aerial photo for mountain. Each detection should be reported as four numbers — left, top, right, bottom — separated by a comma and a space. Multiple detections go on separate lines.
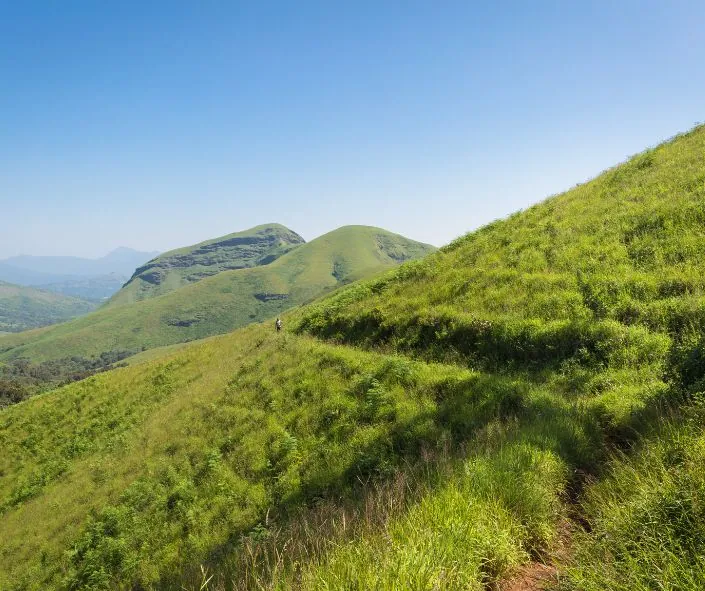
109, 224, 305, 306
1, 247, 159, 278
0, 281, 98, 333
0, 264, 126, 301
0, 248, 159, 301
3, 126, 705, 590
101, 246, 159, 266
35, 274, 129, 301
0, 226, 435, 363
0, 263, 72, 287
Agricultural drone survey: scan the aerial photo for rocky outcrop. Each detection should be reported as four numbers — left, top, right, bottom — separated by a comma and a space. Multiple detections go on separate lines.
119, 225, 305, 300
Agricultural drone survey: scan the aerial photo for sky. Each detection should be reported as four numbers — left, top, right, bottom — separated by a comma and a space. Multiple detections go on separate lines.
1, 1, 704, 258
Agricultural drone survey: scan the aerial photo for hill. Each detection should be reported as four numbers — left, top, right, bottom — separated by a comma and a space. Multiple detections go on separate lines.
35, 274, 129, 301
108, 224, 305, 306
2, 126, 705, 590
0, 263, 73, 287
0, 226, 435, 364
0, 264, 127, 301
1, 247, 158, 278
0, 281, 98, 333
0, 248, 158, 301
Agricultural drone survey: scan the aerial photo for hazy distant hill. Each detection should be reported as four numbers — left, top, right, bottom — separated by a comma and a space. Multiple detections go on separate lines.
1, 247, 159, 278
0, 263, 73, 287
0, 281, 98, 332
109, 224, 305, 306
0, 247, 158, 300
37, 275, 128, 301
0, 226, 435, 362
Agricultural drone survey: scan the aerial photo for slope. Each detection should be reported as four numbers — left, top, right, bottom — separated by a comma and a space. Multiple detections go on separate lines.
564, 403, 705, 591
0, 226, 435, 363
109, 224, 305, 306
0, 281, 98, 333
2, 126, 705, 591
297, 128, 705, 369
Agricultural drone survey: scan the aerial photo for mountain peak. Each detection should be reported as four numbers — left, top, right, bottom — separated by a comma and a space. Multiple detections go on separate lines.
101, 247, 160, 263
108, 224, 306, 306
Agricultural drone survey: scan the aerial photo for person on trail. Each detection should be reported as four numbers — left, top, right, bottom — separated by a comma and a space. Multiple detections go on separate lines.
275, 317, 282, 332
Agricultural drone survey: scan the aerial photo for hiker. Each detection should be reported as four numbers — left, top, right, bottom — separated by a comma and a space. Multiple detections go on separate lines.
275, 317, 282, 332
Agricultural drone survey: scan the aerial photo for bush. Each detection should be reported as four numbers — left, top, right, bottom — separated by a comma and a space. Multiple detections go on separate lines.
0, 380, 30, 408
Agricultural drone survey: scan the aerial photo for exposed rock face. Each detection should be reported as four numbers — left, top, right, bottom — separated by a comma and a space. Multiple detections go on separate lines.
131, 230, 303, 278
139, 270, 164, 285
116, 225, 305, 303
165, 317, 201, 327
253, 293, 289, 302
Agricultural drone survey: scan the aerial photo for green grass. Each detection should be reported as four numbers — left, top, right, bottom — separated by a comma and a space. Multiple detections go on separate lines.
0, 281, 97, 332
2, 125, 705, 590
0, 226, 435, 364
109, 224, 306, 306
295, 140, 705, 364
563, 400, 705, 591
559, 334, 705, 591
295, 443, 564, 591
0, 327, 616, 590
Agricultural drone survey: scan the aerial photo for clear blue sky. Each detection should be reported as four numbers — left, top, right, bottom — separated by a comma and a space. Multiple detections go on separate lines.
2, 1, 704, 258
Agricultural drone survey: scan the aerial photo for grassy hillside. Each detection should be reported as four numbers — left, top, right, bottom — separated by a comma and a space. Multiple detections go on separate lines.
0, 325, 587, 590
0, 226, 435, 364
109, 224, 305, 306
0, 281, 98, 332
2, 125, 705, 590
565, 403, 705, 591
296, 145, 705, 367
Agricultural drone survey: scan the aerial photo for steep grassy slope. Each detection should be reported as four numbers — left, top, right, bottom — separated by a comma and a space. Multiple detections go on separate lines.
109, 224, 305, 306
562, 329, 705, 591
2, 126, 705, 591
297, 130, 705, 371
0, 226, 435, 363
0, 281, 98, 332
565, 403, 705, 591
287, 125, 705, 588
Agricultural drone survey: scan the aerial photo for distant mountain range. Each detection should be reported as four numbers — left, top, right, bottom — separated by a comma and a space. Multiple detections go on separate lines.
1, 247, 160, 277
0, 247, 159, 300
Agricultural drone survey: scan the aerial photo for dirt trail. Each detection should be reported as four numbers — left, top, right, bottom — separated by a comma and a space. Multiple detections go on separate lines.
499, 519, 573, 591
500, 562, 557, 591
